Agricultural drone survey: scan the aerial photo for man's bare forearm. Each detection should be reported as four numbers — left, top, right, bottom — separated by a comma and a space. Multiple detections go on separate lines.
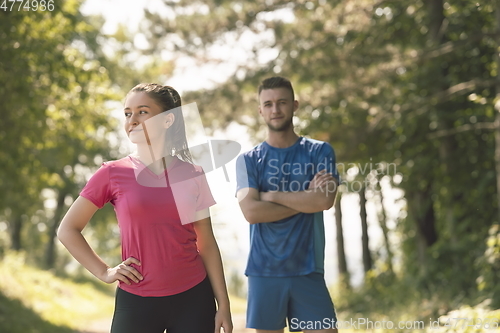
261, 184, 337, 213
240, 198, 300, 224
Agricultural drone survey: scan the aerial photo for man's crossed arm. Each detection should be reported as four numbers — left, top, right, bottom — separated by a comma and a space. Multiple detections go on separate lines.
236, 170, 338, 224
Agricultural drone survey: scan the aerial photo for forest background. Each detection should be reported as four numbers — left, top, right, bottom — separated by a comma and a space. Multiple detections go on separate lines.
1, 0, 500, 332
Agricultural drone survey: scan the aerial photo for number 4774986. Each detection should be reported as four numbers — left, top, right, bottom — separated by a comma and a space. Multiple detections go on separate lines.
0, 0, 55, 12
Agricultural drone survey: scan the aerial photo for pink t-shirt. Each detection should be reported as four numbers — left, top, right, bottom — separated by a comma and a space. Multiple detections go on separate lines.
79, 156, 216, 297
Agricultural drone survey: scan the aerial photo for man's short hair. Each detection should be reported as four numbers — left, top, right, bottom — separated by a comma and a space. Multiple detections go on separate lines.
258, 76, 295, 100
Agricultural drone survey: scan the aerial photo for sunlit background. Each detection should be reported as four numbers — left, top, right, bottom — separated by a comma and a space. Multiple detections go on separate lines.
1, 0, 499, 332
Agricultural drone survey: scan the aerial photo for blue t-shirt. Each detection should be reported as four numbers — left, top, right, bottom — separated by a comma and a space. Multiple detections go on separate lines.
236, 137, 339, 277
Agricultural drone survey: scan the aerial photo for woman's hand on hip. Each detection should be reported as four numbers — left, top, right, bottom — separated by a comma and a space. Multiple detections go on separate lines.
100, 257, 143, 285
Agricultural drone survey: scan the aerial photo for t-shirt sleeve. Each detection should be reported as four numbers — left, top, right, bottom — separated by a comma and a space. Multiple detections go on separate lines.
235, 153, 258, 194
317, 143, 340, 183
79, 162, 113, 209
195, 168, 216, 212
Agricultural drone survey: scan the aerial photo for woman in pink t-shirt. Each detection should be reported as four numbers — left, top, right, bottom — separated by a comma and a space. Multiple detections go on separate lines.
58, 83, 233, 333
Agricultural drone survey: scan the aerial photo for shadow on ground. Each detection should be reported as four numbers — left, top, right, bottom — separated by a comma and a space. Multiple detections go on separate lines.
0, 291, 76, 333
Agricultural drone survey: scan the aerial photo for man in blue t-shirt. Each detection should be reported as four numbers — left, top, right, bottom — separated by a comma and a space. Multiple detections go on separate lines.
236, 76, 340, 333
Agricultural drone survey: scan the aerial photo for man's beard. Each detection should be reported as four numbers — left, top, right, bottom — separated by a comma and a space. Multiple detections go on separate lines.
267, 119, 293, 132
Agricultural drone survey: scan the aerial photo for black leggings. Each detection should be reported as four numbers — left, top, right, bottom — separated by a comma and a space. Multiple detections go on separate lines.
110, 276, 216, 333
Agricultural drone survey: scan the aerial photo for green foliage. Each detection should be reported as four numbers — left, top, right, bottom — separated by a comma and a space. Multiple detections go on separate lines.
476, 224, 500, 309
434, 302, 500, 333
0, 0, 127, 268
333, 272, 500, 333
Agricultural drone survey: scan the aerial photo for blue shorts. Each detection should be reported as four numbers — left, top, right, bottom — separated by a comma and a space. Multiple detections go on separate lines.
247, 273, 337, 332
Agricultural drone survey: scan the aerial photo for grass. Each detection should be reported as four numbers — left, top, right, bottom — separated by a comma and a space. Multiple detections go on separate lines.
0, 251, 115, 333
330, 273, 500, 333
0, 251, 251, 333
0, 291, 75, 333
8, 249, 492, 333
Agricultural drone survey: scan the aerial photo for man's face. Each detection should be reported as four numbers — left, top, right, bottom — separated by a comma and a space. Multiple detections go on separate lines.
258, 87, 298, 132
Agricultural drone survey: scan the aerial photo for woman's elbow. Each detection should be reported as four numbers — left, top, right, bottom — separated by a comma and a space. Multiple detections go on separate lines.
56, 224, 74, 243
56, 225, 66, 242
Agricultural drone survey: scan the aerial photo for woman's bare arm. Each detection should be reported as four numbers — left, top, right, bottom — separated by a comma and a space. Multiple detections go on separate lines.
193, 213, 233, 333
57, 196, 143, 285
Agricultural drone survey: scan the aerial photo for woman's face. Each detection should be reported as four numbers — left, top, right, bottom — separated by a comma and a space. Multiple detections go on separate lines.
123, 92, 168, 145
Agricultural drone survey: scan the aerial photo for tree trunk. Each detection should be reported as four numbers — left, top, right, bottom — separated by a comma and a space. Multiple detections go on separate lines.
428, 0, 458, 248
415, 186, 438, 247
45, 189, 68, 268
335, 192, 350, 287
360, 185, 372, 273
495, 0, 500, 223
377, 179, 394, 273
426, 0, 444, 40
10, 214, 23, 251
409, 0, 442, 258
410, 184, 438, 274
